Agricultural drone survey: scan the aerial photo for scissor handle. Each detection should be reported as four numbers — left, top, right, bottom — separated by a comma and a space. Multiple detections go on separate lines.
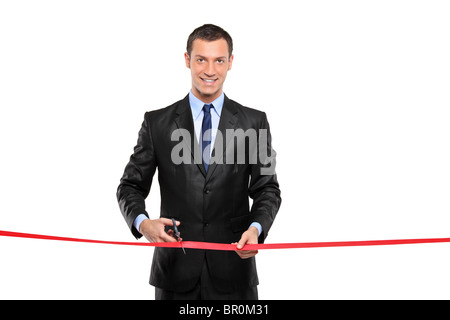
171, 218, 180, 239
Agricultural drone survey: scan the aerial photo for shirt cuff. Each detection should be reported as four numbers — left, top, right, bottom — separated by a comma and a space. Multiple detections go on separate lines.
133, 214, 149, 234
249, 222, 262, 237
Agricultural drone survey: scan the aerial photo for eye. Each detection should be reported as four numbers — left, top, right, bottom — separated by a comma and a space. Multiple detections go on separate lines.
197, 58, 204, 63
217, 59, 224, 63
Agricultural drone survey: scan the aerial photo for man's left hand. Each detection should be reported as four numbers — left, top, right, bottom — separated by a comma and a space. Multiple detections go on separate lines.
233, 226, 259, 259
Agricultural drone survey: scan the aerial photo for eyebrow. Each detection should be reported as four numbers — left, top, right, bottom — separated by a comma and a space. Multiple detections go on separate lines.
195, 55, 228, 60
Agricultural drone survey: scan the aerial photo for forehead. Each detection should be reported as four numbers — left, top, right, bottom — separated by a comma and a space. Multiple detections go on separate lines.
190, 38, 229, 57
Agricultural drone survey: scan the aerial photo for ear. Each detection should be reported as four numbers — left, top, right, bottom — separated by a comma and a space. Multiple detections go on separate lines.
184, 52, 191, 69
228, 54, 234, 71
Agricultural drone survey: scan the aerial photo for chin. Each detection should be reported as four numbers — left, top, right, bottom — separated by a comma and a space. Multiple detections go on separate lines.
201, 90, 216, 96
196, 87, 220, 98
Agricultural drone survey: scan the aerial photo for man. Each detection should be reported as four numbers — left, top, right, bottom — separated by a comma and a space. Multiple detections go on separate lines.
117, 24, 281, 300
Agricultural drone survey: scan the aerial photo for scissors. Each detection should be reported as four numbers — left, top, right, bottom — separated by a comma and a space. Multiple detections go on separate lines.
172, 218, 186, 255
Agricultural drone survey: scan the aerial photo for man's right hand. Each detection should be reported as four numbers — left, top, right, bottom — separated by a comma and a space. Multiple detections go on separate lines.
139, 218, 181, 243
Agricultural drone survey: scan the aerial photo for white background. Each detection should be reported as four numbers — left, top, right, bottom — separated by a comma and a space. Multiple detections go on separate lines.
1, 0, 449, 299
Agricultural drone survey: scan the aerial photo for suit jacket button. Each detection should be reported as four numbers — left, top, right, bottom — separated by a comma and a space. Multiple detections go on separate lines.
204, 188, 210, 194
204, 222, 209, 227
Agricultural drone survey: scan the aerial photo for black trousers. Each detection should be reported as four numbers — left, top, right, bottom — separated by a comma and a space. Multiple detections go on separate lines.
155, 261, 258, 300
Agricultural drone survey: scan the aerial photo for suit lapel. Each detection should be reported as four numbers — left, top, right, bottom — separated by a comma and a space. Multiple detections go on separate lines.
173, 94, 239, 180
174, 94, 207, 177
205, 94, 239, 182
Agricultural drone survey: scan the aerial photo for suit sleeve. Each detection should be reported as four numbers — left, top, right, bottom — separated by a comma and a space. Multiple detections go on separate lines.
248, 112, 282, 243
116, 112, 157, 239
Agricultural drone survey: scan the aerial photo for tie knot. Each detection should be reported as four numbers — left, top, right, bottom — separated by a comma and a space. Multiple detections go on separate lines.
203, 104, 213, 114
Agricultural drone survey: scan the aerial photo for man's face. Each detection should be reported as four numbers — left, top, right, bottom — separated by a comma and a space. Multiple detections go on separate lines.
185, 38, 233, 103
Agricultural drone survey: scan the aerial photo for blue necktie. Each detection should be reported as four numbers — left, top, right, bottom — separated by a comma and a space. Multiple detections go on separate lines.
201, 104, 213, 171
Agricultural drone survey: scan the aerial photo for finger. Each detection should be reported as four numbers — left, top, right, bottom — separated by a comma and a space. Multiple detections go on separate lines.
168, 230, 182, 241
235, 250, 250, 259
245, 252, 258, 259
236, 250, 258, 259
237, 234, 248, 250
159, 231, 177, 242
159, 218, 175, 226
166, 218, 181, 227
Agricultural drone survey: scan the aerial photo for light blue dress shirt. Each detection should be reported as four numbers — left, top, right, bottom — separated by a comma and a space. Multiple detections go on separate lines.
189, 89, 223, 151
133, 91, 262, 237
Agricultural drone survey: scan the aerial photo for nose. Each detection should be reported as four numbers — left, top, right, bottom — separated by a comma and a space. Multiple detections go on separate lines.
204, 62, 216, 78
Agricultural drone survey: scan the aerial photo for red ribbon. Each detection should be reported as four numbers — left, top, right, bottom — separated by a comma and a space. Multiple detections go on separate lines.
1, 230, 450, 250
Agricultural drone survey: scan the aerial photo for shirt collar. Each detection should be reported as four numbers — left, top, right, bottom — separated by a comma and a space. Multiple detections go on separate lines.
189, 90, 224, 120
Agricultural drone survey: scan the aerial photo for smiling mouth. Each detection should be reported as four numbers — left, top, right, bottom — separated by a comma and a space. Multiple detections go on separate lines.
200, 77, 218, 84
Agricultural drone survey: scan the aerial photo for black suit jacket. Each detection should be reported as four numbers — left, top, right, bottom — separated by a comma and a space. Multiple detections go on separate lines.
117, 94, 281, 293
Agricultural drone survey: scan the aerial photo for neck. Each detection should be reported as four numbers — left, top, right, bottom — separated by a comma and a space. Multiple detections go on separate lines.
191, 87, 223, 104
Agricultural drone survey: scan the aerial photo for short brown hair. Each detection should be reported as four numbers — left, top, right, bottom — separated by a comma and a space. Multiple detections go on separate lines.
186, 24, 233, 58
